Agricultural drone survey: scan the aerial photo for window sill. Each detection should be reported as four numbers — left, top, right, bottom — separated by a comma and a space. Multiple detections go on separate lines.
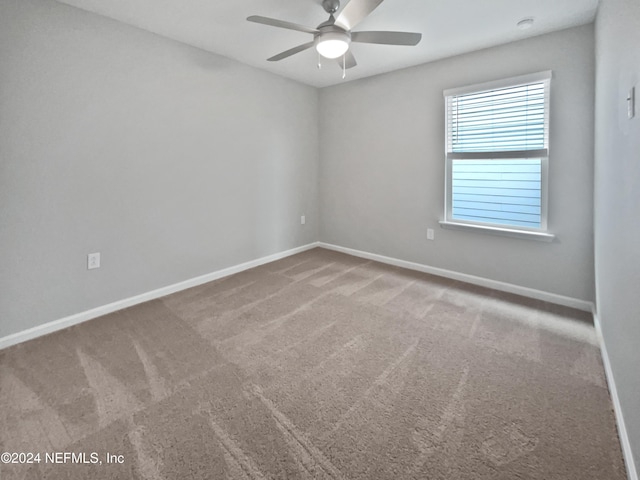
439, 221, 555, 242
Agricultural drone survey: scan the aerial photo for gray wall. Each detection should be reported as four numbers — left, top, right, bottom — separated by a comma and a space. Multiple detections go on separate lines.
0, 0, 319, 338
319, 25, 595, 302
594, 0, 640, 472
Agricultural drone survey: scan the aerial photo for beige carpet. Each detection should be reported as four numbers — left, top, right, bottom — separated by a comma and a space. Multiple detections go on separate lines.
0, 248, 627, 479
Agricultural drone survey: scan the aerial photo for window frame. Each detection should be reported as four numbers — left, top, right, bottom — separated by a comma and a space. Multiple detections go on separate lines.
440, 71, 555, 241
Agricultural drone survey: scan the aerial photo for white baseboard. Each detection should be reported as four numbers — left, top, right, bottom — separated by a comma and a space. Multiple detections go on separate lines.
2, 240, 592, 351
0, 242, 320, 351
593, 310, 639, 480
318, 242, 593, 312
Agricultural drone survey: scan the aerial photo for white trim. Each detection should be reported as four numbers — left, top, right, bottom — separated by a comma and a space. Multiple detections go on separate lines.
439, 220, 556, 242
447, 149, 548, 160
593, 309, 639, 480
0, 242, 320, 351
318, 242, 592, 311
443, 70, 553, 97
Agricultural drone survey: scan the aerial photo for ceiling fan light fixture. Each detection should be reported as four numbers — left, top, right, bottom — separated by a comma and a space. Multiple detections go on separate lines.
315, 31, 351, 59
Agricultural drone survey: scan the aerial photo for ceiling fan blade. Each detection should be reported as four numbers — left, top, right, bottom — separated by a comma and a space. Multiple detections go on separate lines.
336, 50, 357, 69
334, 0, 384, 31
351, 31, 422, 46
247, 16, 318, 35
267, 42, 315, 62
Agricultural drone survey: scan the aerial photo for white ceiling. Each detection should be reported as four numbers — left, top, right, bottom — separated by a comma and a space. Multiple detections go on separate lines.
55, 0, 599, 88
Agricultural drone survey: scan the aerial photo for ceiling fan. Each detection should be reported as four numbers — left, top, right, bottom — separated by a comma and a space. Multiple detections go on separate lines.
247, 0, 422, 71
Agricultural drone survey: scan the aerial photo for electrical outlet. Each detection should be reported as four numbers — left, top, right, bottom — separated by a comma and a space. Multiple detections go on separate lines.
87, 252, 101, 270
301, 215, 306, 225
427, 228, 435, 241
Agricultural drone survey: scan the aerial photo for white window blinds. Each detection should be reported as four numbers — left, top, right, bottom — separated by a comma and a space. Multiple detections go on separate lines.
447, 82, 548, 154
443, 71, 551, 232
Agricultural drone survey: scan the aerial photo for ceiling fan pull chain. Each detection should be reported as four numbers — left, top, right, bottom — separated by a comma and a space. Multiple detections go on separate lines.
318, 51, 322, 69
342, 54, 346, 79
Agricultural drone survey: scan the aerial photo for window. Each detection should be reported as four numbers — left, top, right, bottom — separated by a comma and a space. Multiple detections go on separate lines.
441, 71, 554, 240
